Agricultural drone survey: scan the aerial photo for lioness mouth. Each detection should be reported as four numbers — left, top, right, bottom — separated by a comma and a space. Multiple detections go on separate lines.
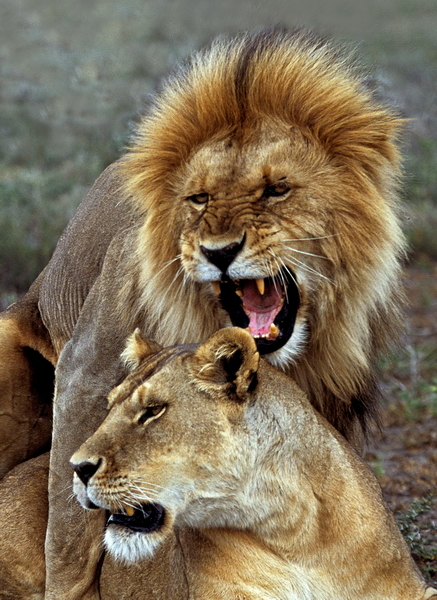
213, 269, 300, 354
107, 503, 165, 533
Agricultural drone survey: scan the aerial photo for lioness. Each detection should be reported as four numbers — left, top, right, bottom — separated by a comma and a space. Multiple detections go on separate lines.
0, 28, 406, 598
0, 329, 434, 600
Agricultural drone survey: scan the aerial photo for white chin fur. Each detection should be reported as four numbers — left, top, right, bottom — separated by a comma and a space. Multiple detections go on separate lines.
104, 526, 164, 564
265, 320, 307, 369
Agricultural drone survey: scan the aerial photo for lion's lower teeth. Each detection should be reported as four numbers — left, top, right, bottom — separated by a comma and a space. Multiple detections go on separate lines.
269, 324, 279, 339
252, 324, 280, 340
211, 281, 221, 295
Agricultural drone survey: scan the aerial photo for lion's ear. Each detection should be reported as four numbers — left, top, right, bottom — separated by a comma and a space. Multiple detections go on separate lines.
122, 328, 163, 370
191, 328, 260, 400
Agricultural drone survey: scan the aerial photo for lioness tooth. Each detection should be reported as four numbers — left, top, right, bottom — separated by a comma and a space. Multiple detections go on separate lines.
123, 505, 135, 517
211, 281, 221, 295
255, 278, 265, 295
235, 289, 243, 297
269, 324, 280, 339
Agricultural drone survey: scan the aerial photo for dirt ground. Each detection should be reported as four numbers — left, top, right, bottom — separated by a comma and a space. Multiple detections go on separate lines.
365, 260, 437, 586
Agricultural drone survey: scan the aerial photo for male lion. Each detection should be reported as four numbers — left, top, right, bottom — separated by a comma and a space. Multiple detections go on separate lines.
0, 28, 406, 598
0, 329, 435, 600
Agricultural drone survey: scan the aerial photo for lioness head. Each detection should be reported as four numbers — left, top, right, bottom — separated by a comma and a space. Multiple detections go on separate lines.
120, 28, 406, 439
71, 328, 271, 563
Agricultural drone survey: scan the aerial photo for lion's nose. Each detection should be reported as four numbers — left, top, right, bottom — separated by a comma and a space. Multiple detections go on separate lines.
73, 459, 102, 486
200, 236, 245, 274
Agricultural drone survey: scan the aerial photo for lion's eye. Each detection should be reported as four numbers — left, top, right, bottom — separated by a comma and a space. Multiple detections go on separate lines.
263, 182, 291, 199
187, 193, 209, 205
137, 405, 166, 425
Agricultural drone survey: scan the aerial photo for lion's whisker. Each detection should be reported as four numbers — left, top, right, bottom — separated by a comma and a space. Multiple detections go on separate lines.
154, 255, 183, 280
286, 255, 334, 284
284, 246, 329, 261
267, 250, 291, 302
282, 234, 340, 242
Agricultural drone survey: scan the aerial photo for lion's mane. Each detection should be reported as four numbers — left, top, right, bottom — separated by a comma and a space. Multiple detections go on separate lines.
117, 28, 406, 440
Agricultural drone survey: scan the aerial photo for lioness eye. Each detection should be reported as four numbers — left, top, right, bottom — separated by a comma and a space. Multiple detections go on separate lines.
187, 192, 209, 205
137, 405, 166, 425
263, 182, 291, 198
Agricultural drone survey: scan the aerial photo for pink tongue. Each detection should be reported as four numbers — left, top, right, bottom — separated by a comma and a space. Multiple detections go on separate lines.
240, 280, 283, 338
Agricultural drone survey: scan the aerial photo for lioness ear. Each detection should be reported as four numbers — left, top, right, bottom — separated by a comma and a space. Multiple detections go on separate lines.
191, 328, 260, 400
122, 328, 163, 370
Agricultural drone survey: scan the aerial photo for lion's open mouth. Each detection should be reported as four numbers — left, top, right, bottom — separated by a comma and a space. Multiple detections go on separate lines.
214, 269, 300, 354
107, 503, 165, 533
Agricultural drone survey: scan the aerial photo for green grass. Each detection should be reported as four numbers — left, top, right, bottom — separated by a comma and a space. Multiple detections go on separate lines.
380, 343, 437, 421
396, 494, 437, 580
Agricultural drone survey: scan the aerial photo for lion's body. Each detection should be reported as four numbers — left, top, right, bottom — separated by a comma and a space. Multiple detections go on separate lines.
1, 330, 435, 600
0, 28, 408, 598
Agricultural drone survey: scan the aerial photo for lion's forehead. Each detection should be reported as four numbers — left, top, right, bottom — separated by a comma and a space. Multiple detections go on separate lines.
181, 131, 309, 198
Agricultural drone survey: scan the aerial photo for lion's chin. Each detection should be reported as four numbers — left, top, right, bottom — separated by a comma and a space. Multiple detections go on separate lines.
105, 503, 167, 563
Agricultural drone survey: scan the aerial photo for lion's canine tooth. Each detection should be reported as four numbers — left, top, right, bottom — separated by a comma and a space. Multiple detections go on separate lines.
235, 289, 243, 297
211, 281, 221, 296
255, 278, 265, 295
269, 324, 280, 339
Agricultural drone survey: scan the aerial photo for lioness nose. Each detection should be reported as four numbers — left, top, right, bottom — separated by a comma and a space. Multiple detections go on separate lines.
200, 236, 245, 273
73, 459, 101, 486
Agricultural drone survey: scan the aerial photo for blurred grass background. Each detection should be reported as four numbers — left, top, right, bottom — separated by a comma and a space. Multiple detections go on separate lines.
0, 0, 436, 300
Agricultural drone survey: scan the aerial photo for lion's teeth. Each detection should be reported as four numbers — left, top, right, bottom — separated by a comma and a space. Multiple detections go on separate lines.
235, 289, 243, 297
211, 281, 221, 295
269, 324, 280, 339
255, 278, 265, 295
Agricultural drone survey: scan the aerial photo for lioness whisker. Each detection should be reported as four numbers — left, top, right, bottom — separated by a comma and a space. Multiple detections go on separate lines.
52, 482, 75, 501
131, 479, 165, 491
128, 488, 159, 499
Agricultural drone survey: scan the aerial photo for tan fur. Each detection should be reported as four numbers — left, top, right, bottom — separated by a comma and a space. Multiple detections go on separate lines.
0, 274, 55, 476
70, 328, 431, 600
0, 28, 407, 598
1, 330, 435, 599
0, 453, 48, 600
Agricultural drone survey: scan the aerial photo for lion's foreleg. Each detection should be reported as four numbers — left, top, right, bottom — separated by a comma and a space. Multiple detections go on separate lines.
45, 350, 108, 600
0, 317, 54, 479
